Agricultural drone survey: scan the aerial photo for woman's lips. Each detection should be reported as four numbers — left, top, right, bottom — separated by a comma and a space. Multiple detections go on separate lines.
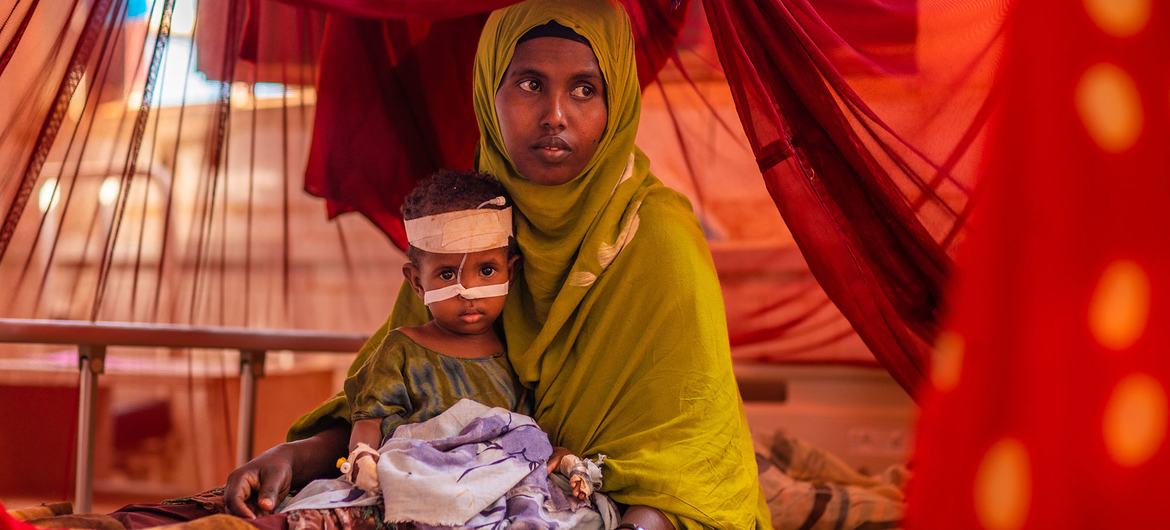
532, 137, 572, 164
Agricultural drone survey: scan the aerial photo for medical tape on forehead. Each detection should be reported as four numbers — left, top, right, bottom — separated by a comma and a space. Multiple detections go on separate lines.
411, 197, 512, 305
422, 281, 510, 305
404, 203, 513, 254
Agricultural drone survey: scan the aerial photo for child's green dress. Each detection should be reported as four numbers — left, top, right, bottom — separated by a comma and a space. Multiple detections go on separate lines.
345, 329, 528, 440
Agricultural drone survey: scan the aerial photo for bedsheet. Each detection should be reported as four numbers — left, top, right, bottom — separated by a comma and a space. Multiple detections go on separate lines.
755, 430, 906, 529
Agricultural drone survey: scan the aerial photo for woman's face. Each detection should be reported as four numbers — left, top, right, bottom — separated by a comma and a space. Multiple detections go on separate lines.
495, 37, 608, 186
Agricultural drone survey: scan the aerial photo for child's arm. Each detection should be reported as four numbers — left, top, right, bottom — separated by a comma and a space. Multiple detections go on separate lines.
342, 418, 383, 492
350, 418, 383, 451
341, 332, 413, 493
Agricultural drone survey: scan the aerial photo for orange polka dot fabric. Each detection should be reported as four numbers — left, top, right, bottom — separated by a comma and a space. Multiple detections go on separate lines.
908, 0, 1169, 527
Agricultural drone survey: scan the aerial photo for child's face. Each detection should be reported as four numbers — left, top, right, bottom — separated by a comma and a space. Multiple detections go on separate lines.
403, 247, 517, 336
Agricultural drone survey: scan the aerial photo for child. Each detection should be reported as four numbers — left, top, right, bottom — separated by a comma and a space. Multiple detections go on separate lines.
340, 169, 528, 492
283, 170, 604, 524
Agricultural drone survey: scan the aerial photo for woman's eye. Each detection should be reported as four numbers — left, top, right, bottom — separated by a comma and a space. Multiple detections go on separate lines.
570, 85, 594, 98
438, 270, 456, 281
519, 79, 540, 92
480, 266, 497, 277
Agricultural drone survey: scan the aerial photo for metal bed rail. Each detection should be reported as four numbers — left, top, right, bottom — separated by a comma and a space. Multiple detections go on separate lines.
0, 318, 367, 514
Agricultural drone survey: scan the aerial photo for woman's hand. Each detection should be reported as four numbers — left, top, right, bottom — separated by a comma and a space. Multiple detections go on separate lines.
224, 444, 295, 518
224, 423, 350, 518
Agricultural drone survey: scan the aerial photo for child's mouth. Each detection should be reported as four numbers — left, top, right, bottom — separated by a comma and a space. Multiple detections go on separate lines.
459, 311, 484, 324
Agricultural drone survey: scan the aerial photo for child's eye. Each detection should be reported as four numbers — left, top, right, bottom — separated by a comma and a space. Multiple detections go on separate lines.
438, 270, 456, 281
519, 79, 540, 93
570, 84, 594, 98
480, 265, 497, 278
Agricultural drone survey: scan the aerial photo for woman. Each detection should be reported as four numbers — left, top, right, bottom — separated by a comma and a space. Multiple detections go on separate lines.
225, 1, 769, 527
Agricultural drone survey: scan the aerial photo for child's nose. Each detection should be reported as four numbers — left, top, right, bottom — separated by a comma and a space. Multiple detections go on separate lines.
460, 268, 485, 287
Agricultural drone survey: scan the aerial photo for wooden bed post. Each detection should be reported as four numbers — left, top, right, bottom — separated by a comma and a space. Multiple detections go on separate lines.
75, 344, 106, 515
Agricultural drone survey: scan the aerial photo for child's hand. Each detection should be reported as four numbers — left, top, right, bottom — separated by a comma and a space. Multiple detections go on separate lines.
569, 474, 591, 501
552, 450, 606, 502
547, 446, 573, 475
552, 449, 594, 501
343, 443, 381, 493
351, 453, 379, 491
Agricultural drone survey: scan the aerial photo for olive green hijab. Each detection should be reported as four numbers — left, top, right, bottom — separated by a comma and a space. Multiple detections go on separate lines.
472, 0, 653, 391
290, 1, 769, 526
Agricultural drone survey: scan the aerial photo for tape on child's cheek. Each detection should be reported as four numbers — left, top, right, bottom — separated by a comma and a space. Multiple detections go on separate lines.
423, 282, 509, 305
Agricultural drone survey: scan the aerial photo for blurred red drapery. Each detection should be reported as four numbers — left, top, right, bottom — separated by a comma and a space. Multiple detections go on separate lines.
273, 0, 1001, 392
702, 0, 999, 394
910, 0, 1170, 526
0, 0, 1003, 379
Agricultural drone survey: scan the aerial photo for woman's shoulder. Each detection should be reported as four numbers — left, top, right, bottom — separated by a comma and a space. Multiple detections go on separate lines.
626, 185, 710, 259
636, 183, 695, 219
591, 184, 721, 302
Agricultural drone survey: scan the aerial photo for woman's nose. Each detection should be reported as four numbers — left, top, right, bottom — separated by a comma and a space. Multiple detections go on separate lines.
541, 93, 567, 131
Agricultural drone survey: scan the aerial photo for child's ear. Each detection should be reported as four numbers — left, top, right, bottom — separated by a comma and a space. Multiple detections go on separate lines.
507, 254, 521, 282
402, 262, 424, 298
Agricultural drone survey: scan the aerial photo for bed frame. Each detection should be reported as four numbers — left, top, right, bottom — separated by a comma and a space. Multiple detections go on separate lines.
0, 318, 365, 513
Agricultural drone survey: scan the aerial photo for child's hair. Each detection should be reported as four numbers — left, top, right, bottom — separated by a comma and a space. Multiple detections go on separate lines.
402, 169, 516, 263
